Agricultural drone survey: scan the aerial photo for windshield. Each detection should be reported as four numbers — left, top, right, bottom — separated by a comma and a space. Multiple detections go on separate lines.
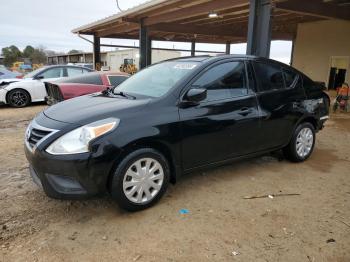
115, 61, 199, 98
24, 67, 47, 79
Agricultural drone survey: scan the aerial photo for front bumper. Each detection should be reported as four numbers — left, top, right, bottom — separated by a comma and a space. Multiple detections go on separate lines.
25, 145, 102, 199
24, 117, 123, 199
0, 89, 7, 105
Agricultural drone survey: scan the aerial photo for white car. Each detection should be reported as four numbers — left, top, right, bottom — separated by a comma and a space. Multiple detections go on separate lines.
0, 65, 93, 107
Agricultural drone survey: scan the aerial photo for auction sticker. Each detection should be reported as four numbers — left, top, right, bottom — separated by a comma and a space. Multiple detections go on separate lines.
174, 64, 197, 70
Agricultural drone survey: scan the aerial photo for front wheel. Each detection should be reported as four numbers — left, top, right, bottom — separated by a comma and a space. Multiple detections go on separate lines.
8, 89, 31, 107
109, 148, 170, 211
283, 122, 315, 162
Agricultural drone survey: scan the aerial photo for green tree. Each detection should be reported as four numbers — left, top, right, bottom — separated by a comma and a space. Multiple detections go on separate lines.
31, 46, 47, 64
68, 49, 82, 54
2, 45, 22, 67
23, 45, 35, 58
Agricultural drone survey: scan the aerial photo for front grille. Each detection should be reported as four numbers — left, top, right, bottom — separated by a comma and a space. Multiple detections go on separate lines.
28, 128, 52, 148
26, 121, 58, 150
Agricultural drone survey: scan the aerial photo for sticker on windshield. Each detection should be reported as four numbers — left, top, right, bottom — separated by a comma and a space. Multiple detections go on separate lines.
173, 64, 197, 70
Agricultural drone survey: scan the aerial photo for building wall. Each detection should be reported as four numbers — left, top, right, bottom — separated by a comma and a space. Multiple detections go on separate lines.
48, 49, 181, 70
292, 19, 350, 85
106, 49, 181, 71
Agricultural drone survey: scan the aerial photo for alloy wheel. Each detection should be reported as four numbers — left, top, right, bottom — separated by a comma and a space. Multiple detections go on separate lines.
10, 91, 28, 107
296, 127, 314, 158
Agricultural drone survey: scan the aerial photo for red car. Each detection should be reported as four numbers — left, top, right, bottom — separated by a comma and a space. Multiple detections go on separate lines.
45, 71, 129, 105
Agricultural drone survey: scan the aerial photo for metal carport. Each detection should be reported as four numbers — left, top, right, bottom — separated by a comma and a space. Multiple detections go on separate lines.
72, 0, 350, 71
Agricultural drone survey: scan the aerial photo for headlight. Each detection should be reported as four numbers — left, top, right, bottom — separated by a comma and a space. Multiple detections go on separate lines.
46, 118, 119, 155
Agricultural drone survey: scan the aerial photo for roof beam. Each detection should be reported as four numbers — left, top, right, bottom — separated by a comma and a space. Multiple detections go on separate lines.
149, 23, 246, 38
275, 0, 350, 21
97, 23, 139, 37
143, 0, 248, 26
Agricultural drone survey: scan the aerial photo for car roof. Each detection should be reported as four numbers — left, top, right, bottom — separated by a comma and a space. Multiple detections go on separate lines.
95, 71, 129, 76
162, 54, 284, 64
43, 65, 93, 71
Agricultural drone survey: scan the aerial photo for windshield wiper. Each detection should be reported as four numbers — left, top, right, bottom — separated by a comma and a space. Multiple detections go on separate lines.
113, 91, 136, 100
101, 87, 136, 99
102, 87, 113, 96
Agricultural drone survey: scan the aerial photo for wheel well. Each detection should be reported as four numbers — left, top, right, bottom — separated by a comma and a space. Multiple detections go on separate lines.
106, 140, 178, 192
6, 88, 32, 104
299, 117, 318, 130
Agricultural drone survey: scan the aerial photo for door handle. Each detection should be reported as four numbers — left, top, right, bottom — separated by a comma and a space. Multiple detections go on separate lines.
238, 107, 252, 116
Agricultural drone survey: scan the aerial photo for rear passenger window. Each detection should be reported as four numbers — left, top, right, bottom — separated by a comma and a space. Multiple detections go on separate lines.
283, 69, 299, 88
108, 76, 128, 86
193, 61, 247, 102
58, 74, 103, 85
253, 62, 284, 91
67, 67, 84, 77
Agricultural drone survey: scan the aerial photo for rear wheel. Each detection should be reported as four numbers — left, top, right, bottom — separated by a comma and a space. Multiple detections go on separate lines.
8, 89, 31, 107
283, 122, 315, 162
109, 148, 170, 211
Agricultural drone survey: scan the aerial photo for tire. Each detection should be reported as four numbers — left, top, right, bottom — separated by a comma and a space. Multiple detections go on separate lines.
283, 122, 315, 163
7, 89, 31, 107
109, 148, 170, 211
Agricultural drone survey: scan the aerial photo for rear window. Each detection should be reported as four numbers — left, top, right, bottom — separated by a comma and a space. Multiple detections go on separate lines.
108, 75, 128, 86
283, 69, 300, 89
253, 62, 284, 91
57, 74, 103, 85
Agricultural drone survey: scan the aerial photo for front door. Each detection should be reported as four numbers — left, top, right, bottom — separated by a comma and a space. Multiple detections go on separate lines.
179, 61, 260, 170
32, 67, 65, 100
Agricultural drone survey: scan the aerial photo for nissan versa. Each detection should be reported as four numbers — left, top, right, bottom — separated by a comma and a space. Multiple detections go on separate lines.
24, 55, 330, 211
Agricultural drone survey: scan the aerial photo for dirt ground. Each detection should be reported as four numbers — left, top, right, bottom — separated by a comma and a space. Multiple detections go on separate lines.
0, 99, 349, 262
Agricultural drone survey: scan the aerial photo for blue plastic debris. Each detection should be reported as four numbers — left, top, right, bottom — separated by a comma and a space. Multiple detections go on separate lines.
179, 209, 189, 214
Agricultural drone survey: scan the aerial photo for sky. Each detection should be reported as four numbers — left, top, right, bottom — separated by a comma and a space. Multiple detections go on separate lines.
0, 0, 292, 64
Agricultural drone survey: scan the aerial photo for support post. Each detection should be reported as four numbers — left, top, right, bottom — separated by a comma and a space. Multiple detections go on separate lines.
246, 0, 272, 58
225, 42, 231, 54
290, 37, 296, 66
191, 41, 196, 56
147, 38, 152, 66
139, 22, 151, 69
93, 35, 101, 70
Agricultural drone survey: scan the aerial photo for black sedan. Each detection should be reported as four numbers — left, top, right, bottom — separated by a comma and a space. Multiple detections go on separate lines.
24, 55, 329, 211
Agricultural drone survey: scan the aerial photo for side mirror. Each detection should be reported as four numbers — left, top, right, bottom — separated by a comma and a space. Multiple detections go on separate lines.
179, 88, 206, 108
185, 88, 207, 103
34, 75, 44, 80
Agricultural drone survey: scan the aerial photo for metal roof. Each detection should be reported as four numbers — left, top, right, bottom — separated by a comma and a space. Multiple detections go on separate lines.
72, 0, 350, 44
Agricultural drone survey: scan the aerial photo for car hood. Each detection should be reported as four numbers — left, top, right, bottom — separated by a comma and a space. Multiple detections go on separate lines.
43, 93, 150, 125
2, 78, 35, 88
0, 78, 21, 85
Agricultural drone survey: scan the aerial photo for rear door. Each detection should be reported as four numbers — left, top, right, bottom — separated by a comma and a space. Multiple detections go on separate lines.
252, 60, 306, 150
60, 74, 105, 99
179, 60, 260, 170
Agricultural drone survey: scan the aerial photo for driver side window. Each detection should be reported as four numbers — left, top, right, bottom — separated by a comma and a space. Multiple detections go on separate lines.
37, 67, 63, 79
193, 61, 247, 102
